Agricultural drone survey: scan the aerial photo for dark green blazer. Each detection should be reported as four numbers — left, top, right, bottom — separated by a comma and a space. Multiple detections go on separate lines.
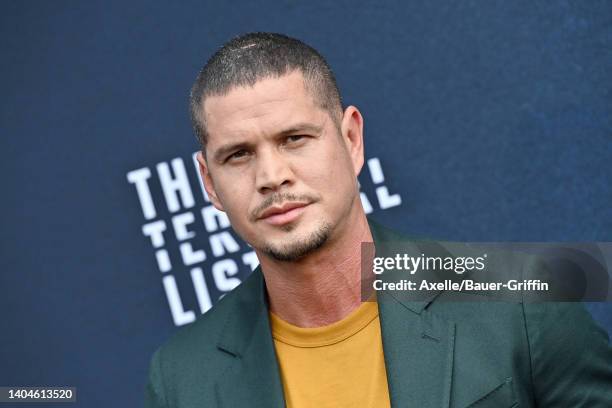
145, 222, 612, 407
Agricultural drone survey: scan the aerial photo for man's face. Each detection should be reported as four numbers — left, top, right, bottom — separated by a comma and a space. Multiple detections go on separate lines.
197, 70, 364, 262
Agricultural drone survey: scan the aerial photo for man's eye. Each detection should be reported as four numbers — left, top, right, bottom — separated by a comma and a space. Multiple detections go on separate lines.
286, 135, 306, 144
227, 150, 249, 162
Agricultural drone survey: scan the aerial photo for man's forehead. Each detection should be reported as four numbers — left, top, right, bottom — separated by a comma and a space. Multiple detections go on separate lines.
203, 71, 316, 119
203, 71, 324, 138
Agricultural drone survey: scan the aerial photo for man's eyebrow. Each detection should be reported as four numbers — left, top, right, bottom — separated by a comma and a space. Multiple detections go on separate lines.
276, 122, 323, 136
211, 123, 323, 163
212, 141, 254, 163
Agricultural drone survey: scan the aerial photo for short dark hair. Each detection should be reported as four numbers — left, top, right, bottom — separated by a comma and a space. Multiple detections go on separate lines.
189, 32, 343, 149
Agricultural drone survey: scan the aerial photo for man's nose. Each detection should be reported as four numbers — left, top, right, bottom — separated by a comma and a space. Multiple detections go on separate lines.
255, 148, 294, 194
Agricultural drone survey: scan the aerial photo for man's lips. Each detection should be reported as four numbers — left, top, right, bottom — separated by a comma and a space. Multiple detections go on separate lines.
258, 202, 310, 226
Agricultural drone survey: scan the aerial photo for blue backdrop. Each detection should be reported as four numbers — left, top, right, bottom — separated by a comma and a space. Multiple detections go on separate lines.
2, 1, 611, 407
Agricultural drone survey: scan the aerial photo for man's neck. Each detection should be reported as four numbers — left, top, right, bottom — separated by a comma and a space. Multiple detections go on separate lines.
257, 207, 373, 328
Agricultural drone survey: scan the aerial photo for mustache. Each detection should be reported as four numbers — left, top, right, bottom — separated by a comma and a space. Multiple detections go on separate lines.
251, 193, 319, 221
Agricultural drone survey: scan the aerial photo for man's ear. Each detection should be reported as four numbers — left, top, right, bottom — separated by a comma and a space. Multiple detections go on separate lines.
196, 151, 225, 212
340, 106, 365, 177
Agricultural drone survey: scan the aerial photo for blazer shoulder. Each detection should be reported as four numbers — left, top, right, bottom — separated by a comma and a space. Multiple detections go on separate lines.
145, 270, 265, 407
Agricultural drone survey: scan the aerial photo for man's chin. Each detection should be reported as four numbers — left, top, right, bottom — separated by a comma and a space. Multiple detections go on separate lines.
259, 222, 332, 262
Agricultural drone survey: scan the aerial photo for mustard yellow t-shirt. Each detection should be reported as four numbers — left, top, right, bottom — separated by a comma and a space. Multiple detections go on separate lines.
269, 301, 391, 408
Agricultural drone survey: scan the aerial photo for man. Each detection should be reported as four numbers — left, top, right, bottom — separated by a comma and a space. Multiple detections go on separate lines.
145, 33, 611, 407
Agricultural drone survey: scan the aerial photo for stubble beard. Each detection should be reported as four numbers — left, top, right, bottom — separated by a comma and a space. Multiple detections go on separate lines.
261, 221, 332, 262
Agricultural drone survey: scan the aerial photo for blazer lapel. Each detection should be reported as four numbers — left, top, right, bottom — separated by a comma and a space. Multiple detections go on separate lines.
214, 269, 286, 408
370, 220, 456, 408
378, 291, 455, 408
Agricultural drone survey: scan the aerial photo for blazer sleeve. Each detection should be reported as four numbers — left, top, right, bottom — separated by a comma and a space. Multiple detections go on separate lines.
523, 301, 612, 407
144, 347, 169, 408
